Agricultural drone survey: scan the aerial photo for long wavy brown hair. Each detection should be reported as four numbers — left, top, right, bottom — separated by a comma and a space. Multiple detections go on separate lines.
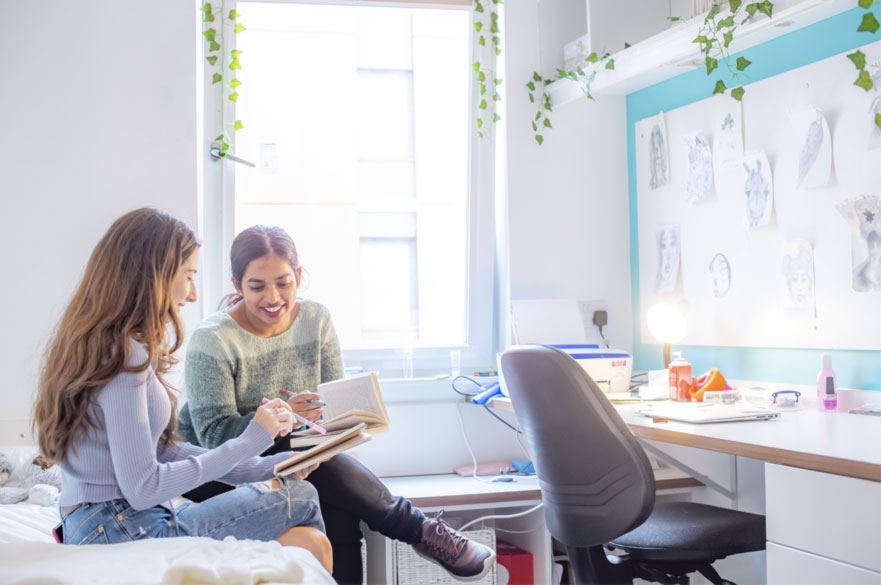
33, 208, 200, 464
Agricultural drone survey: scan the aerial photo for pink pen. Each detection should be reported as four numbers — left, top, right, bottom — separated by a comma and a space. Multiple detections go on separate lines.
262, 398, 327, 434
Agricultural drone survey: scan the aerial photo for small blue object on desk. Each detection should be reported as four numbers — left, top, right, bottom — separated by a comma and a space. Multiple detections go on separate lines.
471, 382, 502, 404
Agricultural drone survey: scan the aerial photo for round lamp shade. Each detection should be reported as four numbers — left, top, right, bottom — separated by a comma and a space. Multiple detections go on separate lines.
646, 303, 687, 343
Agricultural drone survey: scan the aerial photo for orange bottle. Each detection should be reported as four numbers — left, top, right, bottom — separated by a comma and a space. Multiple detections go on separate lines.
668, 352, 693, 401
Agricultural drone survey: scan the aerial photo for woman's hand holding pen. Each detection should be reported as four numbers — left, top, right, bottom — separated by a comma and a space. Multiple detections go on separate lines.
283, 390, 324, 423
255, 398, 294, 438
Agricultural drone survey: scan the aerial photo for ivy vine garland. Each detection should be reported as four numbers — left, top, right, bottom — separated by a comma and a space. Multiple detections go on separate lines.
849, 0, 881, 129
201, 1, 246, 154
472, 0, 503, 138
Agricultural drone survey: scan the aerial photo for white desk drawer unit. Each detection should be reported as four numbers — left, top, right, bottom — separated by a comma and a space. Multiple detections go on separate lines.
765, 463, 881, 582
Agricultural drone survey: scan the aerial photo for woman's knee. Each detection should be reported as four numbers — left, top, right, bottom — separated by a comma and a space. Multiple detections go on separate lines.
278, 526, 333, 574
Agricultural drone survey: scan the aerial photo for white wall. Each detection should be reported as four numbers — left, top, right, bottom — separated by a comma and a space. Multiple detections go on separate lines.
504, 1, 634, 351
1, 1, 200, 442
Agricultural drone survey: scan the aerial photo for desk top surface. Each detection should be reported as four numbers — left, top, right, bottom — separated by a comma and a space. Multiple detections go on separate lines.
489, 397, 881, 482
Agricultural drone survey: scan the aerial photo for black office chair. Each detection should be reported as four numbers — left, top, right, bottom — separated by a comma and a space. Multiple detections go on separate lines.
500, 345, 765, 585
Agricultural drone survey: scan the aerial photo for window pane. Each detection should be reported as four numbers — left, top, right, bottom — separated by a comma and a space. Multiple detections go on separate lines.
234, 2, 469, 350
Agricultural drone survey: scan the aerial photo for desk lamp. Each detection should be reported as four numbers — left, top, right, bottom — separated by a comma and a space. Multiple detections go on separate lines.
646, 302, 686, 369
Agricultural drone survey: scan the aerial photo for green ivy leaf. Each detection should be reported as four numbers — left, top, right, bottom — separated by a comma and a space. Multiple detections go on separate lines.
875, 113, 881, 129
543, 102, 552, 112
209, 40, 220, 52
528, 93, 535, 103
731, 86, 745, 101
477, 71, 486, 82
493, 93, 501, 101
859, 0, 873, 7
206, 55, 218, 66
532, 121, 537, 131
848, 50, 867, 70
493, 113, 501, 122
624, 42, 631, 49
230, 78, 242, 89
231, 49, 243, 58
745, 3, 759, 18
201, 3, 212, 14
473, 61, 481, 72
230, 58, 242, 70
494, 78, 503, 86
713, 79, 727, 94
491, 0, 500, 4
535, 112, 541, 121
228, 92, 239, 102
474, 1, 484, 13
215, 134, 225, 142
477, 131, 484, 138
492, 35, 500, 45
605, 59, 615, 70
203, 28, 216, 42
495, 47, 501, 56
533, 72, 543, 82
234, 120, 243, 130
556, 68, 566, 78
228, 9, 240, 19
693, 35, 709, 44
221, 141, 230, 153
234, 23, 246, 34
535, 134, 544, 145
478, 117, 484, 128
526, 81, 535, 90
736, 56, 752, 71
490, 22, 499, 33
543, 118, 552, 128
706, 56, 718, 75
723, 31, 734, 48
854, 69, 873, 90
586, 52, 598, 63
480, 83, 486, 95
478, 36, 486, 46
479, 99, 487, 110
473, 22, 483, 32
729, 0, 743, 12
718, 15, 735, 28
708, 4, 722, 19
668, 16, 683, 22
857, 12, 880, 34
757, 1, 773, 18
212, 73, 222, 84
204, 12, 215, 23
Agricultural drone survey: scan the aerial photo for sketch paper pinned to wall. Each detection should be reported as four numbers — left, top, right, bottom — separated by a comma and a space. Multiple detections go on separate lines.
638, 112, 669, 190
869, 95, 881, 151
683, 132, 714, 204
708, 252, 731, 298
789, 107, 831, 189
780, 239, 816, 319
836, 193, 881, 292
655, 225, 681, 293
741, 152, 774, 228
713, 98, 743, 172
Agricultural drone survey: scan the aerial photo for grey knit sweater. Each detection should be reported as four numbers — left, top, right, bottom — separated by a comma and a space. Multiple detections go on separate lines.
179, 299, 343, 449
59, 340, 288, 510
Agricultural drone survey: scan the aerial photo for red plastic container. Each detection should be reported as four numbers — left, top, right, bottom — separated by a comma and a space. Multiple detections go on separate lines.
668, 353, 693, 402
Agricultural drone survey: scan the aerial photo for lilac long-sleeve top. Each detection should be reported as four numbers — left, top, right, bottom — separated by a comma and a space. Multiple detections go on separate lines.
58, 340, 289, 510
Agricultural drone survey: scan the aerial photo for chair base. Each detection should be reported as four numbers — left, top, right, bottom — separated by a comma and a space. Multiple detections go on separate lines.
566, 545, 739, 585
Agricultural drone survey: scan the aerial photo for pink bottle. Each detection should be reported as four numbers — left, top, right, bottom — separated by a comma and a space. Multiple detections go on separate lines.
816, 354, 837, 410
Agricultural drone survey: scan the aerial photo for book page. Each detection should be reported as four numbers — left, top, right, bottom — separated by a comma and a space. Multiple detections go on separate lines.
275, 423, 369, 477
319, 372, 385, 422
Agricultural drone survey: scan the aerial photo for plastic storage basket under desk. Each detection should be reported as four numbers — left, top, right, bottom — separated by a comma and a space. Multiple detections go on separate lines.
393, 529, 495, 585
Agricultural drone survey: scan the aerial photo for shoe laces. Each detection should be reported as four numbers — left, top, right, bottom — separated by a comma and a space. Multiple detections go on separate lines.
424, 510, 467, 560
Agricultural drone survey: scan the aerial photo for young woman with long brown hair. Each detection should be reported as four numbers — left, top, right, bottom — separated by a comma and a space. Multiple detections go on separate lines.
32, 208, 332, 572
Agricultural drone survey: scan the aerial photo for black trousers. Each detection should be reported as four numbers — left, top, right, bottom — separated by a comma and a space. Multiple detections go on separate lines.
183, 442, 425, 585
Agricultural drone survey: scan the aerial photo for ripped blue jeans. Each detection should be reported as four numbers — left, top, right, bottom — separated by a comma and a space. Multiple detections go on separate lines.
60, 478, 324, 545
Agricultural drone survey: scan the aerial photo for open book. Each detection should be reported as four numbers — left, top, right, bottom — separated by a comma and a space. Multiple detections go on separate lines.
274, 423, 372, 477
288, 372, 389, 448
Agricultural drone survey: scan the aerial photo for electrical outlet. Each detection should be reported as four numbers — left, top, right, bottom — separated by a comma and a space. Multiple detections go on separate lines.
577, 299, 609, 346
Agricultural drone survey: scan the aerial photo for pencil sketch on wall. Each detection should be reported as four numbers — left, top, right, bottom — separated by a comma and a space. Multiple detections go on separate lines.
708, 253, 731, 298
655, 225, 681, 293
780, 239, 816, 320
837, 193, 881, 292
713, 98, 743, 173
790, 107, 831, 189
741, 152, 773, 228
684, 132, 714, 203
648, 113, 669, 190
869, 95, 881, 151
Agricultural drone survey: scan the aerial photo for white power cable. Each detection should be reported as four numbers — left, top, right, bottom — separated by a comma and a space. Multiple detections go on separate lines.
457, 502, 544, 532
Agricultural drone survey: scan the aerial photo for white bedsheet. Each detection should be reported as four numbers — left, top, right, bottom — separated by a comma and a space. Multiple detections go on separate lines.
0, 536, 336, 585
0, 501, 59, 543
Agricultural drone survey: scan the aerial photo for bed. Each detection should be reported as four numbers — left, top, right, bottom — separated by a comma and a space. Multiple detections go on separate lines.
0, 448, 336, 585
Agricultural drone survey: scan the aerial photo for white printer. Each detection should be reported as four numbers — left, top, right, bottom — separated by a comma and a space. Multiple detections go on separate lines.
498, 344, 633, 395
